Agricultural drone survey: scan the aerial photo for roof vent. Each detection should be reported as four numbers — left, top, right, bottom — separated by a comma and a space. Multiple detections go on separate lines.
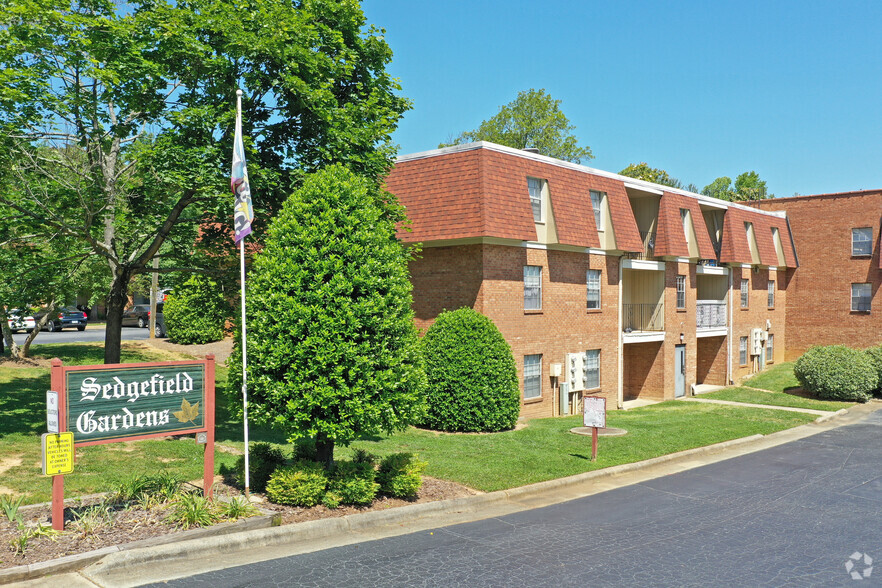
523, 147, 540, 154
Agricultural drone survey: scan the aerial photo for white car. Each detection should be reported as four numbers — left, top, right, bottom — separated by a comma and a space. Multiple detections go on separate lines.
7, 310, 36, 333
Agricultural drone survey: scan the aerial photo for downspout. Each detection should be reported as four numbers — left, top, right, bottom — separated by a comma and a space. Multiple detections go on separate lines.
727, 267, 733, 385
617, 255, 624, 409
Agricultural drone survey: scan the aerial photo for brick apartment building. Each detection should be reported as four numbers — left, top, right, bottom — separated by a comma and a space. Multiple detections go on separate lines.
754, 190, 882, 359
385, 142, 797, 419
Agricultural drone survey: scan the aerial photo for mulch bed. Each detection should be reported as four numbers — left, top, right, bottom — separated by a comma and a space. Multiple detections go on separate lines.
0, 477, 480, 570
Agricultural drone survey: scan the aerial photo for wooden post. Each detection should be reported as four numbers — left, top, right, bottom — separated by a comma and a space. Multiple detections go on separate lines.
51, 358, 65, 531
591, 426, 599, 461
204, 354, 216, 498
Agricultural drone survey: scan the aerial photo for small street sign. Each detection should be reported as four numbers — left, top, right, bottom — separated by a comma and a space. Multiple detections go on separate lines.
42, 432, 75, 476
583, 396, 606, 429
46, 390, 59, 434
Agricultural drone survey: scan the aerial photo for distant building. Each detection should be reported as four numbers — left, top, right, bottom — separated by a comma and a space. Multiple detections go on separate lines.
385, 142, 795, 419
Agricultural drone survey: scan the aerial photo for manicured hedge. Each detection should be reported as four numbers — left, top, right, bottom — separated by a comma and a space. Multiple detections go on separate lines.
794, 345, 877, 402
164, 275, 227, 345
421, 308, 520, 432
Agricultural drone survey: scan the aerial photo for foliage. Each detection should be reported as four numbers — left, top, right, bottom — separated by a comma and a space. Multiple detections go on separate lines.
0, 0, 409, 363
0, 495, 23, 523
9, 521, 57, 554
377, 453, 427, 499
219, 496, 259, 521
793, 345, 878, 402
702, 176, 735, 201
164, 275, 227, 345
113, 472, 183, 503
702, 172, 773, 201
72, 502, 115, 537
619, 163, 684, 189
421, 308, 520, 432
167, 492, 218, 529
862, 345, 882, 392
328, 461, 379, 506
439, 89, 593, 163
265, 463, 329, 507
234, 165, 426, 468
700, 387, 855, 412
234, 442, 287, 493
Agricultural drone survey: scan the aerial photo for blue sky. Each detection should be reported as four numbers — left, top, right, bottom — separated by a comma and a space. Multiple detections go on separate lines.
362, 0, 882, 197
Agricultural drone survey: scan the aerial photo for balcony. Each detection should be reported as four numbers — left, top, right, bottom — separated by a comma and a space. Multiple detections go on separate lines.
623, 303, 664, 332
625, 231, 656, 261
697, 300, 727, 337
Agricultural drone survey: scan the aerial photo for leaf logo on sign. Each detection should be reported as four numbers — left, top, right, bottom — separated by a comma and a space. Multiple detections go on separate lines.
173, 398, 200, 425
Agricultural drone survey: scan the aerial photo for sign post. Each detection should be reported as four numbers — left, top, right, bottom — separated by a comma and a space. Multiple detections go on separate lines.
583, 395, 606, 461
48, 356, 215, 530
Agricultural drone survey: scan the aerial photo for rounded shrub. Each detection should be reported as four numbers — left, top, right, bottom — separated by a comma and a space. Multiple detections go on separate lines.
234, 442, 286, 493
863, 344, 882, 394
164, 275, 227, 345
377, 453, 427, 499
265, 462, 328, 507
421, 308, 520, 432
327, 461, 379, 506
793, 345, 878, 402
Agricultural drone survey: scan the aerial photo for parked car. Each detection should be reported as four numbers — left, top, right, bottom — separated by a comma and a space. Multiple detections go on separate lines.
6, 310, 36, 333
34, 307, 88, 332
122, 303, 163, 329
154, 306, 166, 338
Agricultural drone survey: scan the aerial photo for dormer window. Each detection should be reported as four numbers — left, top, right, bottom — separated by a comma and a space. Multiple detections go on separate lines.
528, 177, 545, 223
590, 190, 605, 231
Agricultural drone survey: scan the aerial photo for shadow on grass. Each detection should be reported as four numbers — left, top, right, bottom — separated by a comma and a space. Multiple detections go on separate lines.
0, 370, 50, 436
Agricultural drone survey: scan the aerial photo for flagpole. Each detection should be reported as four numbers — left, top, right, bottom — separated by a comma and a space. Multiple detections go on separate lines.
236, 88, 251, 497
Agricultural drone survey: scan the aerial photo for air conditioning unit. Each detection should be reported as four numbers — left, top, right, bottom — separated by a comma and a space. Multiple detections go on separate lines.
567, 352, 584, 392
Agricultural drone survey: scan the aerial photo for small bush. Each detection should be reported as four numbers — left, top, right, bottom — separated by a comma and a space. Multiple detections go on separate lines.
421, 308, 520, 432
377, 453, 427, 499
265, 462, 328, 507
164, 275, 227, 345
235, 442, 287, 493
220, 496, 259, 520
167, 492, 218, 529
794, 345, 878, 402
328, 461, 379, 506
864, 345, 882, 394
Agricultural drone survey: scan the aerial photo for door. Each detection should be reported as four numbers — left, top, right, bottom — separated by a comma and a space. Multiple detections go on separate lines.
675, 344, 686, 398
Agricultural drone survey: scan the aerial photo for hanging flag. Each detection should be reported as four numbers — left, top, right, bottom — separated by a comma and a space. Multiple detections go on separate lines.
231, 91, 254, 243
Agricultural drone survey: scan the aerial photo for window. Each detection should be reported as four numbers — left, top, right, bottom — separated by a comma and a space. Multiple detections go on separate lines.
740, 279, 749, 308
523, 355, 542, 399
524, 266, 542, 310
852, 227, 872, 256
590, 190, 605, 231
584, 349, 600, 389
852, 283, 871, 312
528, 178, 544, 223
680, 209, 690, 244
768, 280, 775, 308
586, 269, 601, 310
766, 334, 774, 363
739, 337, 748, 366
676, 275, 686, 309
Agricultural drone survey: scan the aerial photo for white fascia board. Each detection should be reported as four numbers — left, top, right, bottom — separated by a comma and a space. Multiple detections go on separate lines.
696, 265, 729, 276
586, 248, 610, 256
768, 266, 778, 272
697, 328, 728, 338
622, 259, 666, 271
623, 182, 663, 196
623, 331, 666, 344
524, 241, 547, 250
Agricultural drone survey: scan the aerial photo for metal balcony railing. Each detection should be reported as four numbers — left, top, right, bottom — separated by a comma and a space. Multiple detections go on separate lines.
696, 300, 727, 329
626, 231, 656, 260
623, 303, 664, 332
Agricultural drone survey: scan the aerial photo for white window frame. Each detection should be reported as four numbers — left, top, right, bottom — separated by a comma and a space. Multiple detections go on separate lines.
766, 334, 774, 363
523, 354, 542, 400
676, 275, 686, 309
528, 177, 544, 223
740, 279, 749, 308
590, 190, 605, 231
524, 265, 542, 310
587, 269, 601, 310
584, 349, 600, 389
768, 280, 775, 308
852, 227, 872, 256
739, 336, 748, 366
852, 283, 871, 312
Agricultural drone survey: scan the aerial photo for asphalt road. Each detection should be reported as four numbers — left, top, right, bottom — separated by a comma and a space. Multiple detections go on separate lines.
9, 324, 150, 346
146, 409, 882, 588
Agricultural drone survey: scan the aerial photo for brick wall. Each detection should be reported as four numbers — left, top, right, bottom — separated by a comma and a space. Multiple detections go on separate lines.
730, 266, 787, 380
756, 192, 882, 358
623, 341, 665, 400
410, 244, 484, 332
696, 336, 727, 385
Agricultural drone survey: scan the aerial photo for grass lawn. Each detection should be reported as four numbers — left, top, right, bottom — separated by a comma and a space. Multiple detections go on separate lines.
0, 343, 818, 501
700, 387, 854, 412
740, 362, 800, 393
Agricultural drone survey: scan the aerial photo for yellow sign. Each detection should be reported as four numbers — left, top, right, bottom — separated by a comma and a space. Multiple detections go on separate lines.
42, 432, 74, 476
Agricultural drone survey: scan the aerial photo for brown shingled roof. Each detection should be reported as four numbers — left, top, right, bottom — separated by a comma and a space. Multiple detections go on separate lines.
654, 192, 689, 257
719, 207, 754, 265
599, 179, 643, 253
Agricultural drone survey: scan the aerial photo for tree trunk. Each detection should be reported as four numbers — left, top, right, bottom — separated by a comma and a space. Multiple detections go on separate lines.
0, 321, 18, 359
21, 302, 56, 358
315, 433, 335, 470
104, 270, 131, 364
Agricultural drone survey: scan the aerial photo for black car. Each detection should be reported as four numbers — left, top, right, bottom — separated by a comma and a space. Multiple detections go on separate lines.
34, 307, 88, 332
122, 303, 163, 329
154, 307, 166, 338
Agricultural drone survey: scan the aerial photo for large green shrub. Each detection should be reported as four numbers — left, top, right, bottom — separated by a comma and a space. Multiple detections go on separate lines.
863, 345, 882, 394
164, 275, 227, 345
794, 345, 878, 402
234, 442, 286, 493
421, 308, 520, 432
327, 461, 379, 506
265, 463, 328, 507
377, 453, 427, 499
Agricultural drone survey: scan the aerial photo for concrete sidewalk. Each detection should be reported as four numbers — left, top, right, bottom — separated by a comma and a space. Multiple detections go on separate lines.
6, 401, 880, 588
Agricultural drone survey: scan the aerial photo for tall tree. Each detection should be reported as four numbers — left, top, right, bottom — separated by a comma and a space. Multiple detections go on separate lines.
619, 162, 684, 189
0, 0, 409, 363
440, 89, 593, 163
733, 171, 772, 201
237, 165, 426, 468
702, 176, 735, 201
